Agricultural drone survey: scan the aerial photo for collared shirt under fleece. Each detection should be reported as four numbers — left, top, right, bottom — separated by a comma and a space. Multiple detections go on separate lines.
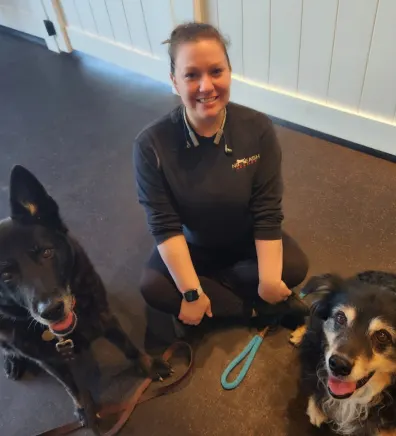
133, 102, 284, 249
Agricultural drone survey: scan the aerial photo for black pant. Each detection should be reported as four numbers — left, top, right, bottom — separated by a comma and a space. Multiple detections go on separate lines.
140, 232, 308, 319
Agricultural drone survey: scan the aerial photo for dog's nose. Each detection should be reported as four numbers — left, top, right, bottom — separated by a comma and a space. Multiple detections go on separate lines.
38, 301, 65, 321
329, 355, 353, 376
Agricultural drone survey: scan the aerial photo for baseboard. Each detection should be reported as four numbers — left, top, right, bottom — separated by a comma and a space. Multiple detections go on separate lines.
66, 27, 170, 87
270, 116, 396, 163
230, 76, 396, 157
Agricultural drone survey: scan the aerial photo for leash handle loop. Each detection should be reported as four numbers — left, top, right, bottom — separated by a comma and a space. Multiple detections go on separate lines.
220, 334, 263, 390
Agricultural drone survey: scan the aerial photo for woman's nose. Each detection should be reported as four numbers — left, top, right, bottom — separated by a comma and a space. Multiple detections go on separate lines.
199, 74, 214, 93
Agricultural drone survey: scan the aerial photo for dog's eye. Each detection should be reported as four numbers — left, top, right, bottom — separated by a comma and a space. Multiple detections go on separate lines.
335, 311, 347, 326
42, 248, 54, 259
1, 271, 12, 282
373, 330, 392, 345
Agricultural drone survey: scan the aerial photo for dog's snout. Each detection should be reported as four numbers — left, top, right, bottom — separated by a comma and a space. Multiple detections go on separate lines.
329, 355, 353, 377
38, 300, 65, 321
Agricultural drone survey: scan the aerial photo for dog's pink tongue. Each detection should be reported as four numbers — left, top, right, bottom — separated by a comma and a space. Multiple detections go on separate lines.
50, 312, 74, 333
328, 377, 356, 396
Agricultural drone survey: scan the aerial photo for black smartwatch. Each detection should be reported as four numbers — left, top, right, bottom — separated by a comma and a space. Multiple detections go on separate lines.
182, 286, 203, 302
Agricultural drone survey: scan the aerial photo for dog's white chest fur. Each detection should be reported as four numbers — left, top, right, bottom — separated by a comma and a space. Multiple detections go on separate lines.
322, 391, 375, 435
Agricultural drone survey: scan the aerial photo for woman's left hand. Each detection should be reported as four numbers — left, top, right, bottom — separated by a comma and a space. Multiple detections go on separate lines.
258, 280, 292, 304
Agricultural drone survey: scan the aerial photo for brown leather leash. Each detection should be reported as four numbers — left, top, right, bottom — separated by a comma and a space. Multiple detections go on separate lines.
34, 341, 193, 436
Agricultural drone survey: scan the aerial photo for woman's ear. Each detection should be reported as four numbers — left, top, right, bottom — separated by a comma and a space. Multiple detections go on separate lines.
301, 274, 344, 320
170, 73, 178, 92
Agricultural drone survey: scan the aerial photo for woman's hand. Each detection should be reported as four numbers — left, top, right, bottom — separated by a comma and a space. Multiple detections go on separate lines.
178, 293, 212, 325
258, 280, 292, 304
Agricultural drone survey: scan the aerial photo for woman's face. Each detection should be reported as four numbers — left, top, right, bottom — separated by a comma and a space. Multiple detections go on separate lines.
171, 39, 231, 124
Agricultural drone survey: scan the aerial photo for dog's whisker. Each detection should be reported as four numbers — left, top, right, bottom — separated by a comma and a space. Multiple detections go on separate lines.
33, 320, 40, 332
28, 318, 35, 331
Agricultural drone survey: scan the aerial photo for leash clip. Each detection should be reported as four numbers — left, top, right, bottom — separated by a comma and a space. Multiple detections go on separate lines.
56, 338, 74, 352
56, 338, 75, 362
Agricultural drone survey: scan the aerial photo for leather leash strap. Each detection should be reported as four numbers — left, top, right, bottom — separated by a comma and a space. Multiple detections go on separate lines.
34, 341, 193, 436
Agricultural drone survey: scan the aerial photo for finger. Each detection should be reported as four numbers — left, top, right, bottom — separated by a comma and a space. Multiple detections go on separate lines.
280, 290, 291, 299
206, 303, 213, 317
179, 314, 188, 323
184, 320, 195, 326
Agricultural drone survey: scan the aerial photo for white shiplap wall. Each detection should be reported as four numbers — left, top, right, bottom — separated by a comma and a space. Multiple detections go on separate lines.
0, 0, 45, 38
59, 0, 194, 84
204, 0, 396, 155
55, 0, 396, 155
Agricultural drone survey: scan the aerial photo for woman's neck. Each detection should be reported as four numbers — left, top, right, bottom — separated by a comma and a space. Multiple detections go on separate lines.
185, 108, 225, 137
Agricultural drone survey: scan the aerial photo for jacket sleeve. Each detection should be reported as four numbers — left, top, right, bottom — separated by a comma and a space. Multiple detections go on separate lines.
133, 135, 183, 244
250, 117, 284, 240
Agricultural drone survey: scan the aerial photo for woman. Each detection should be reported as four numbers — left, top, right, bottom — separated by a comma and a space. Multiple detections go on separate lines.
133, 22, 309, 332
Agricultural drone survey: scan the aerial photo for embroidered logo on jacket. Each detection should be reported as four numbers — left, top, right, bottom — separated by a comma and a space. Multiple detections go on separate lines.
232, 154, 260, 170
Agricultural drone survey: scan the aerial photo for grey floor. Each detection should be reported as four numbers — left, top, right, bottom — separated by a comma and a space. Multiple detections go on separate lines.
1, 30, 396, 436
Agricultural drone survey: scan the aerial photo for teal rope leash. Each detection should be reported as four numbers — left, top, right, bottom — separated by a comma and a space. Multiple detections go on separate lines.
221, 326, 270, 390
220, 291, 308, 390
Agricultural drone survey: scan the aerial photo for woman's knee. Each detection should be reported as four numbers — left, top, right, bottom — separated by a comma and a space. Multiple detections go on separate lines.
139, 268, 180, 314
291, 249, 309, 287
282, 234, 309, 288
140, 268, 163, 306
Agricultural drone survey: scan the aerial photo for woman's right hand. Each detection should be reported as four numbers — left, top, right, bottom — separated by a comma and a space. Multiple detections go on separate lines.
178, 292, 213, 325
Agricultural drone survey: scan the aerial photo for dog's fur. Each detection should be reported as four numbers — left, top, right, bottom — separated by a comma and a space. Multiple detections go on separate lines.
291, 271, 396, 436
0, 165, 171, 431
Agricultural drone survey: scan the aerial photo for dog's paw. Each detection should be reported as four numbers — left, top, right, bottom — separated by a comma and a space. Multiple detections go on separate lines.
4, 355, 26, 380
138, 354, 173, 381
150, 357, 173, 381
289, 325, 307, 347
307, 396, 326, 428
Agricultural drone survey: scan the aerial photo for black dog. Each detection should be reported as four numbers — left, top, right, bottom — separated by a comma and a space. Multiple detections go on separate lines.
290, 271, 396, 436
0, 165, 171, 431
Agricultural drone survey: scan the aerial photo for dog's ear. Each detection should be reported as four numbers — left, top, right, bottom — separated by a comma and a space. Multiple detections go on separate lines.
301, 274, 344, 320
9, 165, 67, 232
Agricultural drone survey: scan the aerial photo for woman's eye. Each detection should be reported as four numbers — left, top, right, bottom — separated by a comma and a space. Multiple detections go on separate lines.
212, 68, 223, 76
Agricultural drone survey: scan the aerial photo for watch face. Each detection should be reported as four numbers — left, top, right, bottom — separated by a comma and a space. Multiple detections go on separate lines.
184, 289, 199, 302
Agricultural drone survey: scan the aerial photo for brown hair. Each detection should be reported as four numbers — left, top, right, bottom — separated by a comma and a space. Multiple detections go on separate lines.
163, 22, 231, 74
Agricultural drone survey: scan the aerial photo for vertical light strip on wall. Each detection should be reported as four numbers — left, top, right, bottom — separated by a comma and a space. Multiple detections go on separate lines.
73, 0, 83, 29
240, 0, 244, 77
169, 0, 176, 27
296, 0, 304, 93
121, 0, 134, 46
103, 0, 115, 40
268, 0, 271, 83
357, 0, 379, 113
88, 0, 98, 34
325, 0, 340, 104
140, 0, 153, 55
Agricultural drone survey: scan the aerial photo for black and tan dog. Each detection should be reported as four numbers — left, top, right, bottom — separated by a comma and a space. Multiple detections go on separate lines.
290, 271, 396, 436
0, 165, 171, 431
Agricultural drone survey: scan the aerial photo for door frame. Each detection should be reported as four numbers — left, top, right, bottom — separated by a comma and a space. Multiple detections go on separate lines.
40, 0, 71, 53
